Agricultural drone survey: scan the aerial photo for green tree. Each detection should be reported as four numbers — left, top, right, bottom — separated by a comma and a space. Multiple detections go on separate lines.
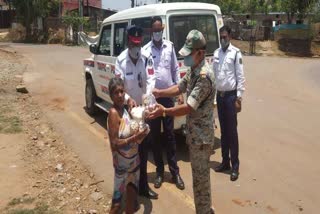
164, 0, 244, 14
62, 11, 89, 45
12, 0, 59, 41
280, 0, 316, 23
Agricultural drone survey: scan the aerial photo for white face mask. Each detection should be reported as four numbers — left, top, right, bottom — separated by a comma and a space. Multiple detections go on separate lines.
152, 31, 163, 42
129, 47, 141, 59
220, 38, 230, 49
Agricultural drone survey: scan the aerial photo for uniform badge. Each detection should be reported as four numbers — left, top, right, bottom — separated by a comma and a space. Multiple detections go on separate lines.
239, 58, 243, 64
148, 68, 154, 75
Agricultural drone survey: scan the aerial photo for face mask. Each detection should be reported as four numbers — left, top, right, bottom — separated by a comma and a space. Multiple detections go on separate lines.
129, 47, 141, 59
184, 54, 195, 67
152, 31, 163, 42
220, 39, 230, 49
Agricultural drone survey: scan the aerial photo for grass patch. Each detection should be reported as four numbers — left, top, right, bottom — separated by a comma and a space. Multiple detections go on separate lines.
0, 115, 22, 133
8, 197, 35, 206
7, 202, 60, 214
0, 104, 22, 134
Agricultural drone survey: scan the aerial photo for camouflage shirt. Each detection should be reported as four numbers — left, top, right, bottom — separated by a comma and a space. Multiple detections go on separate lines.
178, 60, 216, 145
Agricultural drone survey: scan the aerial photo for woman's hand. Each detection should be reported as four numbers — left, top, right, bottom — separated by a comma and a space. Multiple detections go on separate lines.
127, 98, 137, 112
134, 128, 149, 144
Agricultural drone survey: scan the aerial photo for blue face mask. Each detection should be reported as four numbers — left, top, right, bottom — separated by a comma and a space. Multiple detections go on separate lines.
184, 54, 195, 67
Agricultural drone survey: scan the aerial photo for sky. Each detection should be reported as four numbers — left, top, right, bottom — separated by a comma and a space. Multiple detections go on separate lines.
102, 0, 161, 11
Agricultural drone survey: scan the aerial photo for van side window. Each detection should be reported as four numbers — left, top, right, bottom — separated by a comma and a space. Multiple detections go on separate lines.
114, 22, 128, 56
131, 17, 152, 46
98, 25, 111, 55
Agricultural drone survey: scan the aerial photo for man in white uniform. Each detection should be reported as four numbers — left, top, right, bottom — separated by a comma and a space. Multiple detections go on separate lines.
143, 16, 185, 190
213, 25, 245, 182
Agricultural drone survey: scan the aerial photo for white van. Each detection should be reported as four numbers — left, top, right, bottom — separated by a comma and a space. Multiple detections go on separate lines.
83, 2, 223, 133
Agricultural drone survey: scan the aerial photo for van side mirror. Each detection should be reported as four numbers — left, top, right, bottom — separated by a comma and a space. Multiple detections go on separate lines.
90, 44, 98, 54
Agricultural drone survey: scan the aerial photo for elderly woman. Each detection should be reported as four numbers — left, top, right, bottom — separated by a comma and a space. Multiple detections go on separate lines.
107, 77, 148, 214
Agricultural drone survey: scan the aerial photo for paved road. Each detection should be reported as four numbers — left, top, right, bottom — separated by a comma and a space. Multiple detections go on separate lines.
5, 43, 320, 214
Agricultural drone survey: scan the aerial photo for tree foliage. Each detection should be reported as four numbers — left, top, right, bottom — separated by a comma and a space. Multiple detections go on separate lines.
62, 11, 89, 32
62, 11, 89, 44
164, 0, 318, 24
12, 0, 59, 40
280, 0, 316, 23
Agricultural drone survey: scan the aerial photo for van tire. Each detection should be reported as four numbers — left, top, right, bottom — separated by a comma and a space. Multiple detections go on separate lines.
85, 78, 99, 115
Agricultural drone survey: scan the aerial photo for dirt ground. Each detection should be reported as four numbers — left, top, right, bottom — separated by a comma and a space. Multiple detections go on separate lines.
1, 43, 320, 214
0, 50, 111, 213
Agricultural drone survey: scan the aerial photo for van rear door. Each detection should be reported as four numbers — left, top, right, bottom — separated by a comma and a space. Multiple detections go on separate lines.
168, 12, 220, 77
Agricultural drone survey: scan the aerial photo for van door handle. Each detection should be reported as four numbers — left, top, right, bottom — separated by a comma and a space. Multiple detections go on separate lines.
106, 64, 111, 72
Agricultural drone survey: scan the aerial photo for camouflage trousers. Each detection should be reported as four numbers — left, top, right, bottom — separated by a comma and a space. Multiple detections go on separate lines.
189, 143, 212, 214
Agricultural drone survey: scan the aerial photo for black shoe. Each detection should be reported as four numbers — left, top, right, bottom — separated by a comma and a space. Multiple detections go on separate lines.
139, 187, 158, 200
172, 174, 185, 190
230, 170, 239, 181
154, 175, 163, 189
214, 162, 231, 172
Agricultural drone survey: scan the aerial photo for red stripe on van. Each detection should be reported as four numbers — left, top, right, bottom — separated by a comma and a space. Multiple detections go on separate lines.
84, 60, 94, 67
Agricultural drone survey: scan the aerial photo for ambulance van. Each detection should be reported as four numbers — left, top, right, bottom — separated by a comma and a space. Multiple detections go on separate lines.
83, 2, 223, 133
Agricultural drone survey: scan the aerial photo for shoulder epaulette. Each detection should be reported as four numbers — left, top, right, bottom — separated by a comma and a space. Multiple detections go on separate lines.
200, 67, 207, 78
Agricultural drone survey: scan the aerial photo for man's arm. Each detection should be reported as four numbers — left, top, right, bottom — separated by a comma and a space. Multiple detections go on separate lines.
145, 55, 156, 95
153, 84, 181, 98
170, 44, 184, 104
148, 103, 192, 119
171, 44, 180, 84
235, 51, 245, 98
149, 76, 212, 120
165, 104, 192, 117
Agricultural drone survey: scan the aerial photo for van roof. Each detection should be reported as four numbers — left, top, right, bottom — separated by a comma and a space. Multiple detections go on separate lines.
102, 3, 221, 24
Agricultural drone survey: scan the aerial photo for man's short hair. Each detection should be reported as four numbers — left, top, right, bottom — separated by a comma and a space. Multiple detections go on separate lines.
219, 25, 232, 35
151, 16, 162, 27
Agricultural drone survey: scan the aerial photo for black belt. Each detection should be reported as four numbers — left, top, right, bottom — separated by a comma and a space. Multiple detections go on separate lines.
217, 90, 236, 97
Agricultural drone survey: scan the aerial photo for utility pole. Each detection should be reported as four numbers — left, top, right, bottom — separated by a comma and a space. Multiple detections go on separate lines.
79, 0, 83, 30
131, 0, 135, 8
78, 0, 84, 45
58, 0, 61, 18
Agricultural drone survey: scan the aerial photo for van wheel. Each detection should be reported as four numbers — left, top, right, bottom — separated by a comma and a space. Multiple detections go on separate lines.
85, 78, 99, 115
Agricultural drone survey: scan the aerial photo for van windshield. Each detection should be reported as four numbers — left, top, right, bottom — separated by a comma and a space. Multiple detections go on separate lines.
169, 14, 219, 59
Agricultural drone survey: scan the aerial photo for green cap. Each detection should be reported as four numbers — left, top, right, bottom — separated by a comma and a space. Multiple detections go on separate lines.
179, 30, 206, 56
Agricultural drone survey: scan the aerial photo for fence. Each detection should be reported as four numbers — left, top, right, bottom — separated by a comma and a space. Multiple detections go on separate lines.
0, 10, 14, 28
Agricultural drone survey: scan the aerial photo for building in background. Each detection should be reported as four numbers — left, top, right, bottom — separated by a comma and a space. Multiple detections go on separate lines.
62, 0, 101, 14
61, 0, 115, 20
0, 0, 10, 10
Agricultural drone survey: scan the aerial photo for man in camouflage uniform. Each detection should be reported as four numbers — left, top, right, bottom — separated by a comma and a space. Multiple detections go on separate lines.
148, 30, 216, 214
